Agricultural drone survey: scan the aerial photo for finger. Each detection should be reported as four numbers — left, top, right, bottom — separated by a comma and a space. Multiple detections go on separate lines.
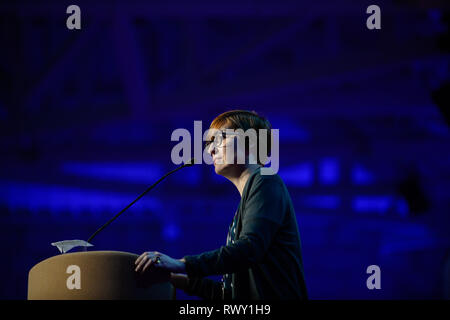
135, 253, 147, 269
135, 255, 149, 272
135, 252, 147, 265
137, 252, 150, 265
141, 258, 155, 273
143, 256, 162, 273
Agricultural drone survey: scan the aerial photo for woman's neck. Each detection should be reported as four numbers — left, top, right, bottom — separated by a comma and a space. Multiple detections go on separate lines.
227, 164, 260, 197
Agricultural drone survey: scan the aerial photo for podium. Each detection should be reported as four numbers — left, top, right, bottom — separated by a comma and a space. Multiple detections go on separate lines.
28, 251, 175, 300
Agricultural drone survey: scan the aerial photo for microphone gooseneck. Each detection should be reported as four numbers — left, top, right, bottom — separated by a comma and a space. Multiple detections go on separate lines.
87, 158, 195, 243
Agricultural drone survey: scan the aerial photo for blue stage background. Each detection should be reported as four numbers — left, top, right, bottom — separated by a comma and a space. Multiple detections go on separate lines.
0, 0, 449, 299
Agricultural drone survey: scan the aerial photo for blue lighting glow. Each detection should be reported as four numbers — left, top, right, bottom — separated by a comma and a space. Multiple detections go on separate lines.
351, 163, 375, 185
279, 163, 314, 187
61, 162, 164, 184
162, 223, 180, 241
269, 116, 309, 142
352, 196, 393, 214
301, 195, 341, 210
319, 158, 339, 185
0, 181, 162, 216
395, 198, 410, 217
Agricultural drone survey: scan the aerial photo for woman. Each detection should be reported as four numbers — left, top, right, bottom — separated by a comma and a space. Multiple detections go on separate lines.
135, 110, 308, 300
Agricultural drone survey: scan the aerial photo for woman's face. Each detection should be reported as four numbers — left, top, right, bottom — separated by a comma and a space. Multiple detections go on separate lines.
207, 126, 243, 176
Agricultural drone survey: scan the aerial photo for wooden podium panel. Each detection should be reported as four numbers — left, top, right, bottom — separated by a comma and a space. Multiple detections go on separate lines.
28, 251, 175, 300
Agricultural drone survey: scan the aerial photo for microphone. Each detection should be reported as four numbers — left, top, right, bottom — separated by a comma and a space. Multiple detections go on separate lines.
86, 158, 196, 243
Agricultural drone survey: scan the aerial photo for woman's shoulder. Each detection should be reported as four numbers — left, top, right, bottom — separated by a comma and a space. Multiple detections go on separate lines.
248, 168, 286, 192
254, 168, 284, 183
242, 169, 291, 208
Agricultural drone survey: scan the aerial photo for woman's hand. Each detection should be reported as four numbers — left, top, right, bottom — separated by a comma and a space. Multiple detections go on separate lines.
135, 251, 186, 274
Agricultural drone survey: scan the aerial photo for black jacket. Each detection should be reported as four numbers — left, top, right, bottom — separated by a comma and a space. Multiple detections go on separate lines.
183, 167, 308, 300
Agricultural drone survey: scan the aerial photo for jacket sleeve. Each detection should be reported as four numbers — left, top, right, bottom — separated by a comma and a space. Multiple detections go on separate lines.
183, 277, 230, 300
183, 176, 286, 278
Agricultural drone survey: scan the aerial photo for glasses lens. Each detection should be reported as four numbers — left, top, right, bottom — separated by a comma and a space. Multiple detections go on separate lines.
204, 131, 227, 150
215, 133, 224, 147
204, 134, 216, 150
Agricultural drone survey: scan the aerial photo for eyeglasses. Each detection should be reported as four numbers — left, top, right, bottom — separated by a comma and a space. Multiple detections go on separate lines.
204, 130, 239, 150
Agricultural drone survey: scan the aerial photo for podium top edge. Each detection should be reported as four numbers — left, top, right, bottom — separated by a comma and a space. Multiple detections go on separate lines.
55, 250, 139, 256
30, 250, 140, 272
46, 250, 139, 259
